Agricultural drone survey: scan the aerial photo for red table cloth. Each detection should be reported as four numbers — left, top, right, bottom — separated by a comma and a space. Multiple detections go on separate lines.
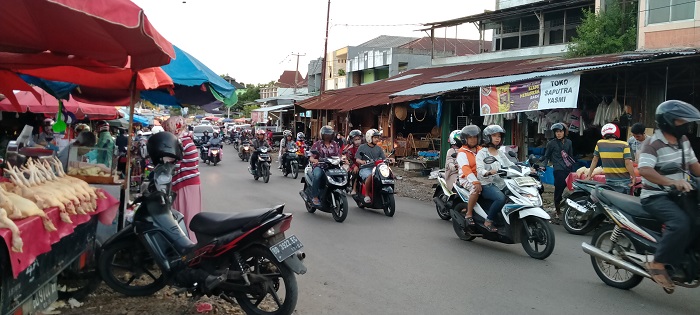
0, 189, 118, 278
566, 172, 642, 191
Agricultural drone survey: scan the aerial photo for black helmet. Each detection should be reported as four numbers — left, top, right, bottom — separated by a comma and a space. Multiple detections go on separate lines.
656, 100, 700, 138
551, 123, 566, 132
482, 125, 505, 147
147, 132, 183, 164
459, 125, 481, 147
319, 125, 334, 139
348, 129, 362, 141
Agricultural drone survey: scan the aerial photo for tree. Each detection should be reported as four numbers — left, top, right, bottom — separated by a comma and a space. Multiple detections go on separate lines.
567, 1, 637, 57
234, 84, 261, 110
241, 103, 259, 117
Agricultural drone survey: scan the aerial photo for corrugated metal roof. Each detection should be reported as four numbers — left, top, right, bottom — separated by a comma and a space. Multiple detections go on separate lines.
251, 104, 294, 112
357, 35, 418, 48
298, 50, 698, 112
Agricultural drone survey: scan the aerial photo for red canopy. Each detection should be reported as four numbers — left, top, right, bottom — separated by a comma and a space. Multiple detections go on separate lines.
0, 87, 118, 119
0, 0, 175, 70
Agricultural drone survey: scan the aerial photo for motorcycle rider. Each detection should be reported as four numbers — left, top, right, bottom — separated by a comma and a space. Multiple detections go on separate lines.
638, 100, 700, 290
279, 130, 293, 169
344, 129, 363, 195
445, 130, 462, 192
475, 125, 514, 232
200, 130, 211, 145
296, 132, 308, 167
356, 129, 390, 204
249, 129, 271, 174
309, 126, 341, 206
541, 123, 574, 224
585, 123, 636, 194
455, 126, 482, 225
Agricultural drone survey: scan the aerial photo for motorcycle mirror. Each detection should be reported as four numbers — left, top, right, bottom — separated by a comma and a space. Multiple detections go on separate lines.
508, 151, 517, 157
483, 156, 497, 164
658, 163, 682, 175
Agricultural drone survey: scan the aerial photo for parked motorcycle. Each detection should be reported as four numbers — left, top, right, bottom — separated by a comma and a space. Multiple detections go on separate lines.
282, 145, 300, 179
449, 155, 555, 260
351, 152, 396, 217
239, 140, 252, 162
207, 144, 223, 166
299, 156, 349, 222
250, 146, 272, 183
98, 161, 306, 315
563, 179, 643, 235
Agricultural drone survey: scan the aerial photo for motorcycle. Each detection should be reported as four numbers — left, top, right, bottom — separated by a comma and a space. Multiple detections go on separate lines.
239, 140, 252, 162
98, 161, 306, 315
449, 155, 555, 260
351, 152, 396, 217
282, 145, 300, 179
563, 179, 643, 235
207, 144, 223, 166
299, 156, 349, 223
223, 133, 234, 145
250, 146, 272, 183
582, 163, 700, 294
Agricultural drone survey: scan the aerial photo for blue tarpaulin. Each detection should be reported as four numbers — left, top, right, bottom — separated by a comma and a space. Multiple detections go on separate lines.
410, 97, 442, 125
118, 109, 149, 126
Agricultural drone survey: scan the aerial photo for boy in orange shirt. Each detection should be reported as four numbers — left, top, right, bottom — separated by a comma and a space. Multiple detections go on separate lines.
456, 125, 482, 225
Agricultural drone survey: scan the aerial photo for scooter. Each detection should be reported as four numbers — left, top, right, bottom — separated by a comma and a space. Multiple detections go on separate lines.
249, 146, 271, 183
582, 163, 700, 294
98, 161, 306, 315
239, 140, 252, 162
299, 156, 349, 223
282, 145, 300, 179
449, 155, 555, 260
563, 179, 643, 235
351, 152, 396, 217
207, 144, 223, 166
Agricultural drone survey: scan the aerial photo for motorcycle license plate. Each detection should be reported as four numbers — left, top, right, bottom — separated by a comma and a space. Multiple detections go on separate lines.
270, 235, 303, 262
566, 198, 588, 213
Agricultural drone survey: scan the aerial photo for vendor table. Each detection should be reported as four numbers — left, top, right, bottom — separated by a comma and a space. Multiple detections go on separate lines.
566, 173, 642, 191
0, 189, 118, 278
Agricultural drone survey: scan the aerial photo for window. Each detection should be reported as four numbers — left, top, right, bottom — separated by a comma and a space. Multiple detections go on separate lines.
648, 0, 695, 24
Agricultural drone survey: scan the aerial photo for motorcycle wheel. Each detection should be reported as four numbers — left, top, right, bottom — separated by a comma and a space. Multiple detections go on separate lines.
263, 163, 270, 183
292, 162, 299, 180
98, 240, 167, 297
383, 194, 396, 217
213, 160, 218, 166
232, 246, 298, 315
563, 196, 599, 235
520, 217, 555, 260
254, 167, 260, 181
331, 193, 348, 223
590, 225, 644, 290
435, 193, 451, 221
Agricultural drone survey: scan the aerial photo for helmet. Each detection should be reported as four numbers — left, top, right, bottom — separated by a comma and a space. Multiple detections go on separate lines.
656, 100, 700, 138
448, 130, 461, 146
482, 125, 505, 147
213, 131, 219, 137
75, 123, 90, 133
348, 129, 362, 141
203, 130, 209, 135
75, 131, 96, 147
365, 129, 381, 144
147, 131, 183, 164
256, 129, 266, 135
601, 123, 620, 139
551, 123, 566, 132
319, 125, 334, 139
96, 120, 110, 132
43, 118, 54, 126
459, 125, 481, 146
296, 132, 305, 141
283, 130, 292, 137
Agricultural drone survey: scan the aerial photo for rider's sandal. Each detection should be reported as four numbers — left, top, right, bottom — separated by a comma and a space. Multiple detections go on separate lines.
484, 220, 498, 233
465, 216, 475, 226
645, 262, 675, 291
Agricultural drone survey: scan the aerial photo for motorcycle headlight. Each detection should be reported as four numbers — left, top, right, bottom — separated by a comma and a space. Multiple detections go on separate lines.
379, 164, 391, 177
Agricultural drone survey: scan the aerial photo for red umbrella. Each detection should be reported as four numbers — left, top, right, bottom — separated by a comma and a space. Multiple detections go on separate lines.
0, 0, 175, 70
0, 86, 118, 119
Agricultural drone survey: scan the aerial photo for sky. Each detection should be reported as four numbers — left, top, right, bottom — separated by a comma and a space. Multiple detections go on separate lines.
132, 0, 495, 86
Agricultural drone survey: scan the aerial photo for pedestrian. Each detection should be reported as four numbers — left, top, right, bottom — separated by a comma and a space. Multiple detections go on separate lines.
163, 116, 202, 240
95, 121, 115, 168
335, 133, 345, 148
628, 122, 648, 163
541, 123, 574, 224
585, 123, 635, 194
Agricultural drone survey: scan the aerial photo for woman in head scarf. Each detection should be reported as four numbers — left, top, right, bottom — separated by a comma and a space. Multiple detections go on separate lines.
163, 116, 201, 240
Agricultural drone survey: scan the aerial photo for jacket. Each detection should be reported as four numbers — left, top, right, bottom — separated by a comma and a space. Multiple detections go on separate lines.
456, 146, 481, 185
542, 138, 574, 172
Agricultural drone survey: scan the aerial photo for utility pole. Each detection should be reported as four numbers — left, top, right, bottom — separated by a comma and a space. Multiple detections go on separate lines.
320, 0, 331, 95
291, 52, 306, 95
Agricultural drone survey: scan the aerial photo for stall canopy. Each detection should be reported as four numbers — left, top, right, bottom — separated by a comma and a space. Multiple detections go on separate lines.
140, 46, 237, 107
0, 87, 118, 119
118, 109, 150, 126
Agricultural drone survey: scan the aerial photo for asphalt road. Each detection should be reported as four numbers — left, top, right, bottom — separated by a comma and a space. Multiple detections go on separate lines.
200, 145, 699, 315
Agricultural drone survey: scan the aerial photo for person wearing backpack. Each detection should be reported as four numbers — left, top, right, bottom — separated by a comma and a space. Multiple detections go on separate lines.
541, 123, 574, 224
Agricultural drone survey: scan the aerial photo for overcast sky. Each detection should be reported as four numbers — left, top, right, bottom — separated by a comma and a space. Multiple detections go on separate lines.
132, 0, 494, 86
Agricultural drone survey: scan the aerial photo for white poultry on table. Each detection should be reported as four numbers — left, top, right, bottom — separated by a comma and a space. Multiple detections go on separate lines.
4, 164, 75, 220
0, 207, 23, 252
24, 160, 84, 214
0, 185, 59, 230
50, 157, 106, 206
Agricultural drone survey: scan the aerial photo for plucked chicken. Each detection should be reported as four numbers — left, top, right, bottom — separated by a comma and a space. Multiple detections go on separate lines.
0, 207, 23, 253
0, 185, 59, 230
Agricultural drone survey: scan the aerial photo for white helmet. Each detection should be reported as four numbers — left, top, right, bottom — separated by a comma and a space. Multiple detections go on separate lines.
365, 129, 381, 144
448, 130, 460, 145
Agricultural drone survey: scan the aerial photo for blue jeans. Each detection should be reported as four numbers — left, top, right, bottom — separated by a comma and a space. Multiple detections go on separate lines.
606, 178, 630, 194
481, 184, 506, 221
311, 167, 325, 198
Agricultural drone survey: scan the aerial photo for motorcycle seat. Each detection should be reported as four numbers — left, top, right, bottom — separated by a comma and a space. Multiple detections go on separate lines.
190, 207, 279, 235
597, 190, 653, 219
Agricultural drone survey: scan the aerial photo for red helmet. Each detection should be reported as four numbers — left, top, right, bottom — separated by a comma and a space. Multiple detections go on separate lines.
601, 123, 620, 139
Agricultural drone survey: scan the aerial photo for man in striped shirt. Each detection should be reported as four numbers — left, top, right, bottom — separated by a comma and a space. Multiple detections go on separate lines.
586, 123, 635, 194
638, 100, 700, 291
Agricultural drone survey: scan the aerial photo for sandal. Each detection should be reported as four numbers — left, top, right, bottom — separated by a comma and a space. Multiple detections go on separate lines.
484, 220, 498, 233
465, 216, 475, 226
645, 262, 675, 291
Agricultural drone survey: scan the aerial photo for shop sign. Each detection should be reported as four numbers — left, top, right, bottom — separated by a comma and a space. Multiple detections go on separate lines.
479, 74, 580, 116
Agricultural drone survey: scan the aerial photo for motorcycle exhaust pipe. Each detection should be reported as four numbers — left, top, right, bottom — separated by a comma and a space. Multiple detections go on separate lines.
433, 196, 446, 209
297, 252, 306, 260
581, 242, 651, 278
